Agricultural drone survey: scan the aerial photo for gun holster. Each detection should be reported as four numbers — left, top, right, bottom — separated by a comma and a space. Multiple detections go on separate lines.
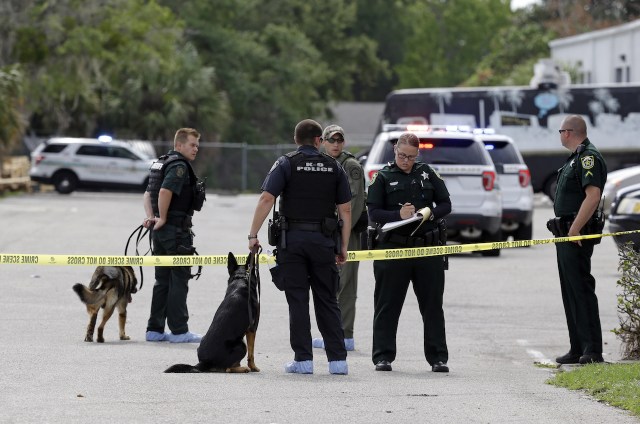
366, 226, 378, 250
437, 219, 449, 270
268, 211, 282, 247
324, 218, 342, 255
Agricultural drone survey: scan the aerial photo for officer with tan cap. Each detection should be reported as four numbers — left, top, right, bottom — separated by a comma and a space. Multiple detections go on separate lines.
313, 125, 366, 352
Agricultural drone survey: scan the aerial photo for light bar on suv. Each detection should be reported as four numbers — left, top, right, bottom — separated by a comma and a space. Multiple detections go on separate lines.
383, 124, 496, 134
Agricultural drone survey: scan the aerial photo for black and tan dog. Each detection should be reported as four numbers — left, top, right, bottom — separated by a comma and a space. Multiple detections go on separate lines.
72, 266, 138, 343
165, 252, 260, 373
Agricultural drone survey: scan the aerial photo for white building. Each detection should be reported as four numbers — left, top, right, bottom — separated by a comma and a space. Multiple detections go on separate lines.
549, 19, 640, 84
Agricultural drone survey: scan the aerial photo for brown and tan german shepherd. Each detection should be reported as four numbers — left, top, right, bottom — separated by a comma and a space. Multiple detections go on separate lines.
72, 266, 138, 343
164, 252, 260, 373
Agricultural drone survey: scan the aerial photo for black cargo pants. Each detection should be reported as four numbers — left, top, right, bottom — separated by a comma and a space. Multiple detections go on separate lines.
147, 223, 193, 335
372, 242, 448, 367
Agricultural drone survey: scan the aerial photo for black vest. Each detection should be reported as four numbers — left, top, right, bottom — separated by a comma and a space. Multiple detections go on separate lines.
280, 151, 340, 221
148, 153, 196, 216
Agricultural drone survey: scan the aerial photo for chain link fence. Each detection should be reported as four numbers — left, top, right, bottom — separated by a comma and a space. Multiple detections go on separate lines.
152, 141, 371, 194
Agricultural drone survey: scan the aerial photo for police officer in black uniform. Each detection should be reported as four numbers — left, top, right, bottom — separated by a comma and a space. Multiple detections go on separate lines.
248, 119, 352, 375
367, 132, 452, 373
552, 115, 607, 365
143, 128, 204, 344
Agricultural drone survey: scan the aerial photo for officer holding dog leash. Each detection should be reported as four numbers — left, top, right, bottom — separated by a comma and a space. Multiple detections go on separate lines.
248, 119, 352, 375
367, 132, 451, 373
142, 128, 206, 344
551, 115, 607, 365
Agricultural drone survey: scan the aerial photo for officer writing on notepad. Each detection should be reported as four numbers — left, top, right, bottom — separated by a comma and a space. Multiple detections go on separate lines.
366, 132, 452, 373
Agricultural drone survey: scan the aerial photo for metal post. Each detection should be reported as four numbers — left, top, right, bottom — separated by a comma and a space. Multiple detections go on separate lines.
241, 142, 248, 192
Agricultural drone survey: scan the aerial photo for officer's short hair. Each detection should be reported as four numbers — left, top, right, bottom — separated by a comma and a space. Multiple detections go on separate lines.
294, 119, 323, 145
564, 115, 587, 137
397, 132, 419, 148
175, 128, 201, 145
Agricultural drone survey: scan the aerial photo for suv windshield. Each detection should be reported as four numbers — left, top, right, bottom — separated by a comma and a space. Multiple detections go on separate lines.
482, 140, 521, 165
378, 137, 489, 165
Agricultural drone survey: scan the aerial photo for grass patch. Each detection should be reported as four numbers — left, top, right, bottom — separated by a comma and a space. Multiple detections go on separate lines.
547, 363, 640, 416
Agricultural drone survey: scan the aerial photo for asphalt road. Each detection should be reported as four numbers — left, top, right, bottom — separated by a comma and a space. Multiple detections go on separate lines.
0, 192, 637, 423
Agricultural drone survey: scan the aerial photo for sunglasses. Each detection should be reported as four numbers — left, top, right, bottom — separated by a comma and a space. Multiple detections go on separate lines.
326, 137, 344, 144
558, 129, 573, 134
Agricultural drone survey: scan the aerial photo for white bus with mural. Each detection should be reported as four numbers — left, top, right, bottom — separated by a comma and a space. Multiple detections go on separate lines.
379, 64, 640, 199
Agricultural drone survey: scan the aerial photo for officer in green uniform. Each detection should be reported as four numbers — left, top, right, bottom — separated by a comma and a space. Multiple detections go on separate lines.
142, 128, 203, 344
367, 132, 452, 373
552, 115, 607, 365
313, 125, 366, 352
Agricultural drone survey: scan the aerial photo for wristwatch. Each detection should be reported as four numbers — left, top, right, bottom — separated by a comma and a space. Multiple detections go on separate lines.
248, 235, 258, 240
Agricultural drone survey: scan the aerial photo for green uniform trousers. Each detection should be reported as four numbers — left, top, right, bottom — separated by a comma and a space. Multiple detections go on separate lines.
338, 229, 360, 338
556, 241, 602, 355
372, 244, 448, 366
147, 224, 193, 335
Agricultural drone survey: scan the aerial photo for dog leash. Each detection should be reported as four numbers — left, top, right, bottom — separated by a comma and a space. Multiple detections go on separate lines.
246, 246, 262, 331
124, 224, 152, 290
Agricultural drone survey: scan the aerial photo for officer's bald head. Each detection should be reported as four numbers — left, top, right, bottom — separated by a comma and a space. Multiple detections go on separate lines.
294, 119, 323, 146
562, 115, 587, 138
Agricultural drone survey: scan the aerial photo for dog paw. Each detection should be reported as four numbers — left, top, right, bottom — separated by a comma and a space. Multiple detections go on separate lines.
120, 335, 130, 341
97, 337, 105, 343
250, 366, 261, 372
226, 366, 251, 373
84, 337, 93, 342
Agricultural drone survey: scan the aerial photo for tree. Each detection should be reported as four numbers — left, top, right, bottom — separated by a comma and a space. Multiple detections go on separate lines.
463, 10, 554, 86
12, 0, 228, 140
352, 0, 416, 100
396, 0, 512, 88
0, 65, 25, 151
160, 0, 387, 144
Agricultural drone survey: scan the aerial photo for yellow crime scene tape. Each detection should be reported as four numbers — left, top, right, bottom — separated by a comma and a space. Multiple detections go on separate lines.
1, 230, 639, 267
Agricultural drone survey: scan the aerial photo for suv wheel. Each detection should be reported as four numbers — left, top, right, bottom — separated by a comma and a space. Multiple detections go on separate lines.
480, 230, 501, 257
53, 171, 78, 194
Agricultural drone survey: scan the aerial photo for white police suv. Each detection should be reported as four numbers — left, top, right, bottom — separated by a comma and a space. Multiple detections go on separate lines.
477, 132, 534, 241
30, 137, 155, 194
364, 125, 503, 256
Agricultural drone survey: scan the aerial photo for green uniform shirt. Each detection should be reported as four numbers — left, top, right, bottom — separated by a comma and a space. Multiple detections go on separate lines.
368, 162, 449, 235
161, 151, 190, 196
337, 151, 366, 230
554, 138, 607, 217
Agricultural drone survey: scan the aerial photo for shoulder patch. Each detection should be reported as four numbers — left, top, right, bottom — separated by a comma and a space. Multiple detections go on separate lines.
349, 167, 363, 181
580, 155, 594, 170
175, 165, 186, 177
268, 160, 279, 174
369, 171, 378, 186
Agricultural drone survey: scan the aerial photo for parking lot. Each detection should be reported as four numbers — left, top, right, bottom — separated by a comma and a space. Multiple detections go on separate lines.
0, 192, 637, 423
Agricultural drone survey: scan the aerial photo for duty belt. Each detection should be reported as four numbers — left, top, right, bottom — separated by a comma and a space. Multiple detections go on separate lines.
166, 215, 193, 229
386, 229, 440, 247
287, 221, 322, 232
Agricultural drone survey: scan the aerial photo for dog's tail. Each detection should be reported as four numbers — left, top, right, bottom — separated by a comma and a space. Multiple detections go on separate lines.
164, 364, 202, 373
72, 283, 107, 306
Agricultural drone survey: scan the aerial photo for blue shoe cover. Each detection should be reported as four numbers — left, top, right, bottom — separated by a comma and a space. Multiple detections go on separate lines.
284, 360, 313, 374
329, 360, 348, 375
344, 338, 355, 351
146, 331, 168, 342
167, 331, 202, 343
313, 338, 354, 350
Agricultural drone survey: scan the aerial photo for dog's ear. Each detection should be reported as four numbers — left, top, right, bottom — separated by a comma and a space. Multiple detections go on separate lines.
227, 252, 238, 275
